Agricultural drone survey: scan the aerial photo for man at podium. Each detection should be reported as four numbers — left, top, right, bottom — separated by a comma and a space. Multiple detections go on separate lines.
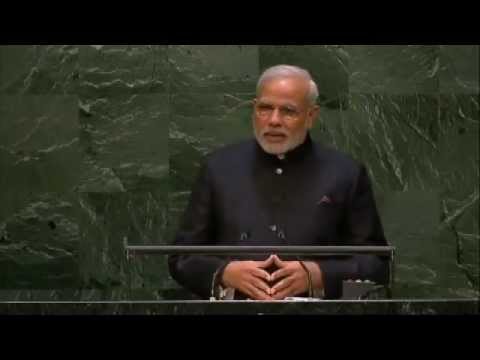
168, 65, 389, 300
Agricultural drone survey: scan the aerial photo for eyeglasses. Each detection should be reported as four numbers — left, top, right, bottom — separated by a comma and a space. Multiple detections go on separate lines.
255, 103, 303, 120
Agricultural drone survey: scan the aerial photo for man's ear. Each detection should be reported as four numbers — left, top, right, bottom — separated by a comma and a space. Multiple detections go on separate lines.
306, 105, 320, 129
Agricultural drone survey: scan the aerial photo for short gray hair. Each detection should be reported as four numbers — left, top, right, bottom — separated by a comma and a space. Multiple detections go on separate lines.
256, 65, 319, 105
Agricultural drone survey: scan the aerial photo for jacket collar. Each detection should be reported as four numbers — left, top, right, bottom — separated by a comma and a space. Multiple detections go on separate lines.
254, 133, 314, 166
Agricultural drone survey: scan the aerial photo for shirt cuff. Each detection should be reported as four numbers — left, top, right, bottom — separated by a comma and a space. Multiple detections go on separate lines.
210, 261, 233, 300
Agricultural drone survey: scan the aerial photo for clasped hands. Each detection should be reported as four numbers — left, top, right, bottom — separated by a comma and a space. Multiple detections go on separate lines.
221, 254, 322, 301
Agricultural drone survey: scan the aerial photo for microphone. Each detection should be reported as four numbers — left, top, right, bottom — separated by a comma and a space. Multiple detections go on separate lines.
274, 224, 314, 298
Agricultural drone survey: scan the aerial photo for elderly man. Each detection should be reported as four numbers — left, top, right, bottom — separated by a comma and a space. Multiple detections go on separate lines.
168, 65, 389, 300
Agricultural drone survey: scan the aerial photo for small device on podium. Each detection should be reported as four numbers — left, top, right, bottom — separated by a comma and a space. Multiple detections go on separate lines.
341, 280, 387, 300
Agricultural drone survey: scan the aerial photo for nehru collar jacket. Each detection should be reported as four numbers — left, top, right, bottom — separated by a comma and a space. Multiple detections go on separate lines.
168, 134, 389, 299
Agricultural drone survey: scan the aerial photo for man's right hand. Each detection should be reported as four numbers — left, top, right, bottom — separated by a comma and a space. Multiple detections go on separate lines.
221, 256, 275, 300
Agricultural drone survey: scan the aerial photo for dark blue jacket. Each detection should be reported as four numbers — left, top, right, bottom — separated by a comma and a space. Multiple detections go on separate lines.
168, 134, 389, 299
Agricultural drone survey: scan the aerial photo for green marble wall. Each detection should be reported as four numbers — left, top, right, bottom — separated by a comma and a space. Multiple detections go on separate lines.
0, 45, 478, 300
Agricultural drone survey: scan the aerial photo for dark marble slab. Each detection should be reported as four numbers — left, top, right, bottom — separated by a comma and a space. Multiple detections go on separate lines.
345, 45, 440, 94
77, 45, 168, 96
77, 94, 168, 178
439, 45, 479, 94
0, 299, 477, 315
0, 95, 82, 289
169, 45, 258, 93
0, 45, 80, 94
77, 192, 171, 293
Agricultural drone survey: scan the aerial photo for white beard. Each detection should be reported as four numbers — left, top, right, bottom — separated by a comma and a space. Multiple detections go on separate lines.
254, 126, 308, 156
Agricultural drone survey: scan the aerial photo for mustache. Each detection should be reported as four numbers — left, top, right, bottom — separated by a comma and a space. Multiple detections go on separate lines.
262, 130, 288, 136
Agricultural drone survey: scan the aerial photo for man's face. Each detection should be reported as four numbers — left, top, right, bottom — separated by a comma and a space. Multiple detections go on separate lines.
253, 76, 319, 155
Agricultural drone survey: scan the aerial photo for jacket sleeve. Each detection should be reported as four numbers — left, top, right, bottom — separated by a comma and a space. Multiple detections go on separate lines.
168, 161, 227, 299
318, 165, 390, 299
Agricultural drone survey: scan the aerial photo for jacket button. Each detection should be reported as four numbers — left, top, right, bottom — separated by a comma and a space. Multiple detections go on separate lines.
275, 168, 283, 175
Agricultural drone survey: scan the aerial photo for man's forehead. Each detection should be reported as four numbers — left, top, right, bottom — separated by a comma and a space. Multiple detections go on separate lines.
256, 97, 300, 108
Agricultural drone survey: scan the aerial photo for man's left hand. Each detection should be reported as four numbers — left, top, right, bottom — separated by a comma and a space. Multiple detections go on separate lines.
269, 255, 323, 300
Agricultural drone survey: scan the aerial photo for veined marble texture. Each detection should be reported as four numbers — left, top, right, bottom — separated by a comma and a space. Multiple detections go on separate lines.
0, 45, 478, 301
